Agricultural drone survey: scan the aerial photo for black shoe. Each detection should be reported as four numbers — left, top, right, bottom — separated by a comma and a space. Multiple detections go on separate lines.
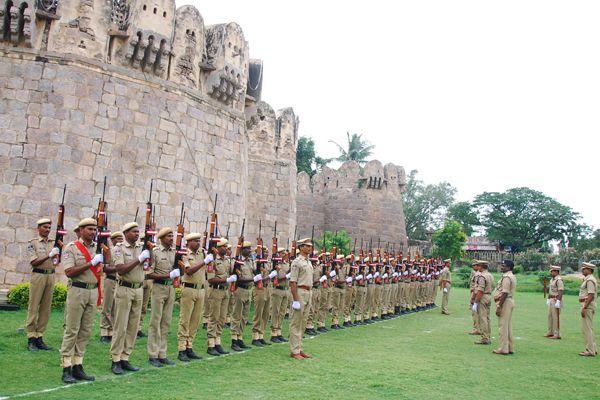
120, 360, 140, 371
224, 322, 231, 328
238, 340, 251, 349
178, 350, 191, 362
304, 328, 313, 336
259, 339, 271, 346
158, 357, 175, 365
62, 367, 76, 384
149, 357, 163, 367
72, 364, 95, 381
330, 324, 338, 330
35, 337, 52, 350
278, 336, 288, 343
186, 349, 202, 360
28, 338, 38, 352
215, 345, 229, 355
111, 361, 124, 375
231, 340, 243, 352
251, 339, 264, 347
271, 336, 282, 343
100, 336, 110, 343
207, 347, 220, 356
317, 327, 328, 333
343, 321, 351, 327
137, 330, 146, 338
202, 323, 207, 330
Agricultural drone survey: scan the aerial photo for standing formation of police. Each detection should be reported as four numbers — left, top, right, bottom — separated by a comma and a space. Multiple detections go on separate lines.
22, 217, 599, 383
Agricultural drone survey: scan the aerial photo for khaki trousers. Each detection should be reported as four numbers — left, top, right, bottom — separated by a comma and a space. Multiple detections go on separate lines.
110, 285, 142, 361
177, 287, 205, 350
441, 284, 450, 314
139, 279, 152, 329
382, 284, 391, 314
330, 287, 345, 324
207, 287, 228, 347
317, 286, 331, 327
374, 284, 383, 317
100, 277, 116, 336
581, 306, 597, 354
230, 287, 250, 340
226, 290, 234, 323
60, 286, 98, 367
366, 284, 375, 318
497, 298, 514, 353
307, 287, 321, 328
289, 288, 311, 354
547, 299, 560, 336
343, 285, 355, 322
270, 287, 289, 336
26, 272, 55, 338
147, 284, 175, 359
203, 286, 211, 322
477, 295, 491, 341
354, 286, 367, 321
252, 287, 271, 339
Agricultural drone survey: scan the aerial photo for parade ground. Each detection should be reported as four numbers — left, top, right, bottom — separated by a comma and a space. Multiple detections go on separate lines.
1, 288, 598, 400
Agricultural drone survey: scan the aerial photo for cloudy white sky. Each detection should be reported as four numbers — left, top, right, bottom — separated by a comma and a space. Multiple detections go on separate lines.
194, 0, 600, 228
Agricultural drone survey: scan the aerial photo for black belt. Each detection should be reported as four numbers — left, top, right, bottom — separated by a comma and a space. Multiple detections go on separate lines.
237, 283, 251, 289
118, 280, 143, 289
358, 284, 366, 287
312, 285, 319, 289
71, 281, 98, 289
32, 268, 54, 274
210, 283, 227, 290
105, 275, 117, 281
336, 284, 345, 288
275, 285, 288, 290
153, 279, 173, 285
182, 282, 200, 289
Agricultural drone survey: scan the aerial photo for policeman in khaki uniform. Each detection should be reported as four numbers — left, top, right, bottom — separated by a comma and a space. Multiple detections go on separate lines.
270, 247, 292, 343
137, 233, 153, 338
578, 262, 597, 357
177, 233, 212, 361
440, 259, 452, 315
493, 260, 516, 355
146, 227, 180, 367
110, 222, 148, 374
26, 218, 58, 352
207, 238, 236, 356
471, 260, 493, 345
289, 238, 314, 359
230, 241, 255, 352
545, 265, 564, 339
305, 256, 322, 335
252, 248, 276, 346
100, 231, 124, 343
353, 262, 367, 324
343, 254, 356, 327
330, 255, 347, 329
468, 263, 481, 335
60, 218, 103, 384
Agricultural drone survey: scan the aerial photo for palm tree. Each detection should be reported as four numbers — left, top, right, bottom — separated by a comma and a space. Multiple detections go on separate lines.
329, 132, 375, 164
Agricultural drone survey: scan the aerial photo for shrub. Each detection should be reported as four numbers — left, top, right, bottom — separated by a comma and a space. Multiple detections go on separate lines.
513, 265, 523, 274
456, 266, 472, 288
7, 282, 68, 309
514, 249, 552, 272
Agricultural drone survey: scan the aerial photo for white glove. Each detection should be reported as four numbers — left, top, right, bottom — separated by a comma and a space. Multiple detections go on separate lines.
203, 254, 214, 264
356, 274, 363, 281
382, 273, 388, 279
546, 299, 550, 306
91, 254, 104, 266
555, 300, 561, 309
392, 272, 398, 278
471, 303, 478, 313
319, 275, 327, 283
366, 274, 373, 280
292, 301, 301, 310
329, 270, 337, 278
346, 277, 352, 284
49, 247, 60, 258
169, 269, 181, 279
268, 270, 277, 279
374, 272, 380, 278
403, 271, 408, 276
285, 272, 291, 280
138, 249, 150, 263
253, 274, 263, 282
443, 288, 448, 293
226, 275, 237, 283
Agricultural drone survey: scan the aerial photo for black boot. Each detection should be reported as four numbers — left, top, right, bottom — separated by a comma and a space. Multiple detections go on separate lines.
149, 358, 163, 367
278, 335, 289, 343
206, 347, 220, 356
271, 336, 282, 343
36, 337, 51, 350
158, 357, 175, 365
178, 350, 191, 362
72, 364, 95, 381
215, 344, 229, 355
137, 330, 146, 338
111, 361, 124, 375
120, 360, 140, 371
259, 339, 271, 346
186, 348, 202, 360
238, 340, 251, 349
27, 337, 38, 352
62, 367, 76, 384
251, 339, 264, 347
231, 340, 243, 352
100, 336, 111, 344
202, 323, 207, 330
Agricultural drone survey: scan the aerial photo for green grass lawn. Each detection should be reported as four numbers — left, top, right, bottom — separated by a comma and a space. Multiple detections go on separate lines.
0, 288, 598, 399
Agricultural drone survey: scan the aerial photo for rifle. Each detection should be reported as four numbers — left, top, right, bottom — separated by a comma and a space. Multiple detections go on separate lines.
290, 225, 297, 260
201, 216, 209, 250
255, 220, 265, 289
134, 207, 139, 222
225, 221, 231, 240
52, 184, 67, 265
271, 221, 280, 286
206, 194, 218, 255
543, 277, 548, 299
230, 218, 245, 293
142, 180, 156, 270
172, 203, 186, 287
95, 177, 111, 259
309, 225, 317, 263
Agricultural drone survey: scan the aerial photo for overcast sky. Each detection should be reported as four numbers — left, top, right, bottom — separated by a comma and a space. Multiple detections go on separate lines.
193, 0, 600, 228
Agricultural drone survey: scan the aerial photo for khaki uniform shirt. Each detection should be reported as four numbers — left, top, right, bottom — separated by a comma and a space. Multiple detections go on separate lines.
336, 263, 347, 284
474, 271, 493, 294
495, 271, 516, 299
182, 248, 205, 286
114, 241, 145, 284
207, 255, 229, 281
150, 244, 175, 276
27, 236, 55, 270
290, 254, 314, 288
470, 270, 479, 291
62, 238, 97, 284
549, 276, 564, 296
441, 267, 451, 284
240, 257, 255, 283
312, 261, 322, 286
579, 275, 597, 309
276, 261, 291, 287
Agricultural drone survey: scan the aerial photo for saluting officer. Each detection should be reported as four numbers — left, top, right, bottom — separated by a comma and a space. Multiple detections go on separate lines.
289, 238, 314, 359
100, 231, 124, 343
26, 218, 58, 352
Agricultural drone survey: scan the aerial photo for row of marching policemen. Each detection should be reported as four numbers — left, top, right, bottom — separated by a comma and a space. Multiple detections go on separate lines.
23, 182, 450, 383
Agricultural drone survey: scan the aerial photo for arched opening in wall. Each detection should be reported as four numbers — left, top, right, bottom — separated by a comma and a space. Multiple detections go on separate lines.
153, 7, 157, 14
141, 34, 154, 71
2, 0, 13, 42
131, 31, 142, 66
16, 2, 28, 45
162, 11, 166, 17
143, 4, 146, 10
154, 38, 166, 74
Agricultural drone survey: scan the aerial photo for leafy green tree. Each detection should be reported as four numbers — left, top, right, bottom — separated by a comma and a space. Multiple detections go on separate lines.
474, 187, 580, 252
567, 225, 600, 251
553, 248, 581, 273
296, 136, 331, 176
447, 201, 479, 236
403, 170, 457, 240
514, 249, 552, 272
329, 132, 375, 164
431, 220, 467, 262
314, 230, 351, 256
